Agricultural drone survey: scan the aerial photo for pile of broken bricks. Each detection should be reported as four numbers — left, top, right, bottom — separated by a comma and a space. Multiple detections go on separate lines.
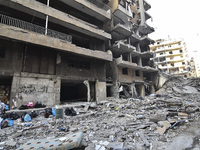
0, 73, 199, 150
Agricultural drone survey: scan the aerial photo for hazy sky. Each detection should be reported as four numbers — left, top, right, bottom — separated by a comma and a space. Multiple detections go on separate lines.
147, 0, 200, 54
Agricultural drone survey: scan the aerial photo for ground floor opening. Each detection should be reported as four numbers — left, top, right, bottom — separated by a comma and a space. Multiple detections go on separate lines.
0, 76, 12, 105
60, 80, 95, 103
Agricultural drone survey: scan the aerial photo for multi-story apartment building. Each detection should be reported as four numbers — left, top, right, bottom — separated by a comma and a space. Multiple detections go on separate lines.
0, 0, 113, 106
193, 50, 200, 77
0, 0, 157, 107
150, 39, 188, 77
106, 0, 158, 98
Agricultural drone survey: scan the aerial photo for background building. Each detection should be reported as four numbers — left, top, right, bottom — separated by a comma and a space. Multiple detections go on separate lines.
150, 38, 189, 77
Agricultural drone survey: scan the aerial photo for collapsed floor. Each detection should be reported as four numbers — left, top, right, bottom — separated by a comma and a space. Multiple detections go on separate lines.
0, 73, 200, 150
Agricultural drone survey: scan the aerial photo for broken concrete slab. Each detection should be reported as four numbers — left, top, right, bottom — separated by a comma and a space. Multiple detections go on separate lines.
158, 121, 171, 129
183, 86, 199, 94
150, 113, 167, 123
156, 127, 167, 135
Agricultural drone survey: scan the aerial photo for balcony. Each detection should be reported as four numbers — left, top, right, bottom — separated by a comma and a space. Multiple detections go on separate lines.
155, 45, 183, 52
143, 0, 151, 11
155, 51, 183, 58
113, 3, 132, 20
138, 23, 154, 35
140, 36, 154, 45
0, 21, 112, 61
58, 0, 111, 22
0, 14, 72, 43
130, 33, 140, 44
115, 56, 157, 72
115, 56, 138, 69
141, 52, 153, 58
166, 58, 185, 63
112, 41, 139, 54
138, 11, 152, 21
111, 24, 132, 41
0, 0, 111, 40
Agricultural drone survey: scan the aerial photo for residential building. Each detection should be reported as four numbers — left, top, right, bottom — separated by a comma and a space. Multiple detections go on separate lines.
106, 0, 158, 98
0, 0, 112, 106
150, 39, 188, 77
0, 0, 157, 107
193, 50, 200, 77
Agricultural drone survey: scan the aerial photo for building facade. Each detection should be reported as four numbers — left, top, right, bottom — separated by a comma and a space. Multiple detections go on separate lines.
106, 0, 157, 98
0, 0, 157, 107
150, 39, 189, 77
0, 0, 113, 106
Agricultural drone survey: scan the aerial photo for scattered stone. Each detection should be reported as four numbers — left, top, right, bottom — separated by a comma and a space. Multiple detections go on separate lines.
156, 127, 167, 135
158, 121, 171, 129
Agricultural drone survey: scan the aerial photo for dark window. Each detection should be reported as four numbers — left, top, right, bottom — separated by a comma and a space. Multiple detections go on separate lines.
119, 0, 126, 8
180, 50, 183, 53
0, 46, 6, 58
135, 70, 140, 76
132, 12, 135, 18
23, 47, 56, 75
68, 59, 90, 70
169, 51, 173, 54
122, 68, 128, 75
182, 62, 185, 65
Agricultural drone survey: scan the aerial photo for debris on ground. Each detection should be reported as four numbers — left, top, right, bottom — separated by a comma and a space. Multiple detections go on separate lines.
0, 72, 199, 149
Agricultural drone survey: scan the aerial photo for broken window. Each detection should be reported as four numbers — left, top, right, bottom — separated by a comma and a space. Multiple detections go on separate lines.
122, 68, 128, 75
135, 70, 140, 76
0, 45, 6, 58
68, 59, 90, 70
23, 46, 56, 75
132, 12, 135, 18
119, 0, 126, 8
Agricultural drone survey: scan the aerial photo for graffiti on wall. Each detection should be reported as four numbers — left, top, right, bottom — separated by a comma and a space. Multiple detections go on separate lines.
19, 85, 53, 95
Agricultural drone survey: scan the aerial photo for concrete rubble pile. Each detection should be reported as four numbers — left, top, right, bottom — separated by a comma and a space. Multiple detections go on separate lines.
0, 73, 200, 150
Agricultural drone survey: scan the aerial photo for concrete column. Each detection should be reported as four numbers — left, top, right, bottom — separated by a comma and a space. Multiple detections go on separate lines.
129, 53, 132, 62
138, 0, 145, 26
83, 80, 90, 102
45, 0, 50, 35
131, 83, 138, 98
96, 81, 106, 102
138, 56, 142, 66
10, 73, 21, 108
150, 84, 155, 94
140, 84, 145, 97
54, 77, 61, 105
111, 81, 119, 98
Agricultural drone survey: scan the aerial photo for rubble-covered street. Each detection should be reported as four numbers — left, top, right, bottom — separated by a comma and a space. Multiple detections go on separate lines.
0, 72, 199, 150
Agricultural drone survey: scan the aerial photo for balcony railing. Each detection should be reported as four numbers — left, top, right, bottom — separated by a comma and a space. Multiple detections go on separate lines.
0, 14, 72, 43
86, 0, 111, 12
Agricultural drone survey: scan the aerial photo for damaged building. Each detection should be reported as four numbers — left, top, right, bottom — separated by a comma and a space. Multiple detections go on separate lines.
0, 0, 157, 107
106, 0, 158, 98
150, 39, 189, 77
0, 0, 112, 106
